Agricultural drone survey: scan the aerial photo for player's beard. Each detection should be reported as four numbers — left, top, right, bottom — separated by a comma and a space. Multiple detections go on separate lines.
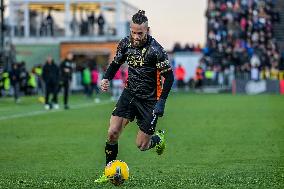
130, 35, 147, 48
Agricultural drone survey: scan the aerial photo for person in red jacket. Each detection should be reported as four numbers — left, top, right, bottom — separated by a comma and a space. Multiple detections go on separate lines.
175, 64, 186, 90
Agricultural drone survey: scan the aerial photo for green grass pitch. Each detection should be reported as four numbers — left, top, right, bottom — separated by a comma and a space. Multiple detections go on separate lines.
0, 93, 283, 188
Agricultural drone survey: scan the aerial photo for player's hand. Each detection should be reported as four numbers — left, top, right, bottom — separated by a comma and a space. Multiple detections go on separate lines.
153, 98, 166, 117
100, 79, 110, 92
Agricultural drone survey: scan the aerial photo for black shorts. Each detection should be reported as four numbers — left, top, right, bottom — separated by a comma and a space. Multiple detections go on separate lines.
112, 89, 158, 135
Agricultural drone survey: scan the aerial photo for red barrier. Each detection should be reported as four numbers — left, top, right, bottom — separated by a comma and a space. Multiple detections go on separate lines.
280, 80, 284, 94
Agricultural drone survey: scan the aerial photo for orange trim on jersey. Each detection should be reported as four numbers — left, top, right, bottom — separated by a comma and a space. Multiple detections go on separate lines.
156, 71, 162, 100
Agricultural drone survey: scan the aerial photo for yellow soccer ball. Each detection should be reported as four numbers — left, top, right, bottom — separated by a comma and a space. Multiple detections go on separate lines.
38, 96, 45, 104
104, 160, 129, 186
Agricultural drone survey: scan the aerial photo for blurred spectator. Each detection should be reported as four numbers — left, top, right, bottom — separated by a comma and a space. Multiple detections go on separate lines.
79, 9, 89, 36
175, 64, 186, 90
2, 71, 10, 96
260, 66, 270, 79
40, 12, 47, 36
250, 52, 261, 67
97, 13, 105, 35
205, 66, 214, 85
9, 63, 20, 103
70, 12, 79, 36
88, 12, 96, 35
112, 68, 123, 101
46, 10, 54, 36
173, 42, 183, 52
172, 43, 202, 53
91, 67, 100, 103
194, 44, 202, 52
251, 65, 260, 81
34, 64, 44, 96
184, 43, 192, 51
270, 65, 279, 80
19, 61, 29, 95
82, 65, 92, 97
42, 56, 60, 110
60, 53, 75, 109
195, 65, 204, 89
27, 68, 37, 95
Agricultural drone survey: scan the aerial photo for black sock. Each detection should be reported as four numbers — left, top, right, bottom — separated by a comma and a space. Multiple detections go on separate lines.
149, 135, 161, 149
105, 141, 118, 165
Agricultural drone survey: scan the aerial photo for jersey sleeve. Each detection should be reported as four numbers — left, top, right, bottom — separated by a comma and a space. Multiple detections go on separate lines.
113, 38, 128, 65
156, 47, 172, 74
155, 45, 174, 100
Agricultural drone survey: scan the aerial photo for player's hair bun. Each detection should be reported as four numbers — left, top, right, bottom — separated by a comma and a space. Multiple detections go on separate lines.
138, 10, 145, 15
132, 10, 148, 24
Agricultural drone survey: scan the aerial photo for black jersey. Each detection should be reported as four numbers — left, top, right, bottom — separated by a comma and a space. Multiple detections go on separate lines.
104, 35, 172, 100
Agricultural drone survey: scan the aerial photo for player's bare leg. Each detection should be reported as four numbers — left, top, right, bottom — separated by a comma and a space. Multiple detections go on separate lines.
136, 129, 165, 154
95, 116, 129, 183
106, 116, 130, 164
136, 130, 152, 151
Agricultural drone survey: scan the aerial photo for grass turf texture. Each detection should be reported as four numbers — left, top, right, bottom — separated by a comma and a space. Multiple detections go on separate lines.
0, 93, 283, 188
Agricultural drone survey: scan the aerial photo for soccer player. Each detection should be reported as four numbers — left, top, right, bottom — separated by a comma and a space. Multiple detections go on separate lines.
95, 10, 174, 183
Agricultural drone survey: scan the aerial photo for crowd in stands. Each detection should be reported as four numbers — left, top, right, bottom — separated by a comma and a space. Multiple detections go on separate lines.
169, 0, 284, 90
172, 43, 203, 53
69, 11, 107, 36
3, 0, 284, 100
200, 0, 283, 85
17, 10, 107, 37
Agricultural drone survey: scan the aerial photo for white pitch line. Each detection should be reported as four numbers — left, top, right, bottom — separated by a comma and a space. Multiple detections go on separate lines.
0, 100, 112, 121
